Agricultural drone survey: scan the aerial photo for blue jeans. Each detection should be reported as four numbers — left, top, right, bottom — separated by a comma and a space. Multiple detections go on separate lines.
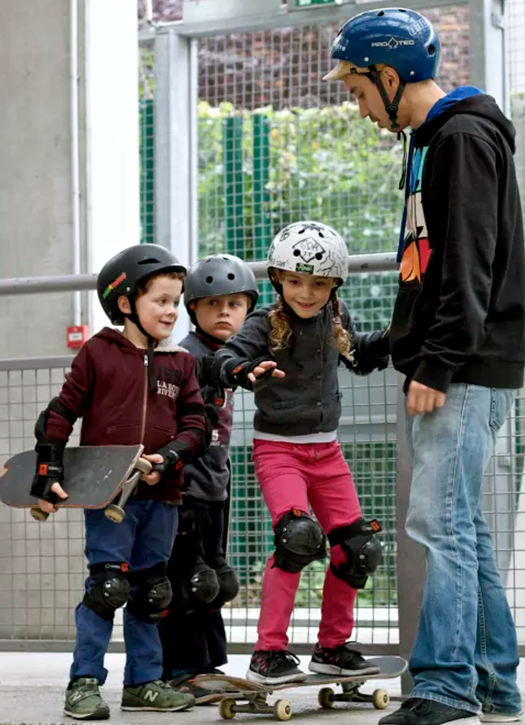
405, 383, 521, 716
70, 500, 178, 686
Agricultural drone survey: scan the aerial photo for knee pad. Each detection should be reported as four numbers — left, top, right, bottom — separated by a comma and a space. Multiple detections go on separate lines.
183, 561, 220, 607
215, 563, 240, 604
328, 519, 382, 589
273, 510, 327, 574
83, 562, 130, 621
126, 563, 173, 623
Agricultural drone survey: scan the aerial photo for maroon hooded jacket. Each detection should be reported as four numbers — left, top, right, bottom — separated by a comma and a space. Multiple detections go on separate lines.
44, 328, 207, 503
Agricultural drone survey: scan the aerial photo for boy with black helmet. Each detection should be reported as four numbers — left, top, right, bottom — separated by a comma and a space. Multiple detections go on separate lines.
325, 8, 524, 725
30, 244, 208, 719
159, 253, 258, 701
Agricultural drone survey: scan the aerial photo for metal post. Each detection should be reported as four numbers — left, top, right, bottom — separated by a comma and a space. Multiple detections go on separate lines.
469, 0, 507, 110
140, 99, 155, 244
395, 377, 425, 694
154, 28, 197, 337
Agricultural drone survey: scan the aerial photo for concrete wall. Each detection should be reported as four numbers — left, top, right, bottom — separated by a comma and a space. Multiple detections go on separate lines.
0, 1, 75, 358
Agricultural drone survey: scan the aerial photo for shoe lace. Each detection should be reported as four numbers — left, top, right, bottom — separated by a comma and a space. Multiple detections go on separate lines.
275, 650, 301, 667
402, 698, 429, 714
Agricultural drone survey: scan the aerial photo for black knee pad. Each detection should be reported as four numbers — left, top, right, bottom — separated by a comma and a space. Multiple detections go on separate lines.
83, 562, 130, 621
126, 563, 173, 623
183, 561, 220, 607
328, 518, 382, 589
273, 510, 327, 574
215, 563, 240, 604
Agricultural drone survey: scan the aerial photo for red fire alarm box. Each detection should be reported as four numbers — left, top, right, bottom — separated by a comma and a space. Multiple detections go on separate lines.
67, 325, 89, 349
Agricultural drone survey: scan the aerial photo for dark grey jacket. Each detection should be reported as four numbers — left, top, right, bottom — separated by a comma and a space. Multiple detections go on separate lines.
179, 332, 233, 502
214, 302, 389, 437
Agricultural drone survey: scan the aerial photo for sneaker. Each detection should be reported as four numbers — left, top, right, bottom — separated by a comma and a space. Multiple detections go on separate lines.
64, 677, 110, 720
480, 713, 523, 723
308, 642, 381, 676
168, 673, 218, 705
246, 650, 307, 685
378, 698, 481, 725
121, 679, 195, 711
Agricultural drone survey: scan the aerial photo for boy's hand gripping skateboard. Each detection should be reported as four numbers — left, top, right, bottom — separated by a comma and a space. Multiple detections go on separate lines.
195, 655, 407, 721
0, 445, 152, 524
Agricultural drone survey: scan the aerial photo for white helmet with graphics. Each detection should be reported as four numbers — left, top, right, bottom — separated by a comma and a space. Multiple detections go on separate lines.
267, 221, 349, 290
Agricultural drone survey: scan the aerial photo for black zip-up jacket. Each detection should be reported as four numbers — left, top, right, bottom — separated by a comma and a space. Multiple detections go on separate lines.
391, 94, 525, 392
213, 301, 389, 437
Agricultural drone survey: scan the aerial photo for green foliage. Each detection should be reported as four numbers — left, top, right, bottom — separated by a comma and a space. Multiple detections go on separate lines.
197, 101, 403, 331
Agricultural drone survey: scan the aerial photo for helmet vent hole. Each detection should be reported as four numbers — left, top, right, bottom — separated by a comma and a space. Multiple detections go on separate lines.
293, 250, 301, 256
428, 44, 436, 56
377, 10, 384, 15
138, 258, 159, 265
315, 253, 323, 260
227, 273, 235, 280
206, 276, 214, 283
318, 231, 325, 238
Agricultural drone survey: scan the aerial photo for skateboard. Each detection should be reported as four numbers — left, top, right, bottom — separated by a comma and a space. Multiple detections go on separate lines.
0, 445, 151, 523
195, 656, 407, 721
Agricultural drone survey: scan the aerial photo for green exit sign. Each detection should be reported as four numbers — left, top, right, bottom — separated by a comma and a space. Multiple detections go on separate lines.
294, 0, 338, 8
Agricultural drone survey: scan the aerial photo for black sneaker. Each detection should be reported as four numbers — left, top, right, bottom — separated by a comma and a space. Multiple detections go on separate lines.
168, 673, 218, 705
246, 650, 307, 685
378, 698, 481, 725
308, 642, 381, 676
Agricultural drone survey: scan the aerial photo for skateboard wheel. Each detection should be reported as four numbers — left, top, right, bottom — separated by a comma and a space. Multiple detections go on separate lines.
372, 689, 389, 710
219, 698, 237, 719
135, 457, 152, 475
318, 687, 335, 709
274, 699, 292, 721
30, 507, 49, 522
104, 504, 126, 524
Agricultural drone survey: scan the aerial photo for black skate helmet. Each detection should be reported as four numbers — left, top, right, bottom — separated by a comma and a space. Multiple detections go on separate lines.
184, 254, 259, 325
97, 244, 186, 326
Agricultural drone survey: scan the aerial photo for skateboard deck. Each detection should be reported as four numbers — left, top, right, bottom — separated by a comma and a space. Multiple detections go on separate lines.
0, 445, 150, 522
195, 655, 407, 719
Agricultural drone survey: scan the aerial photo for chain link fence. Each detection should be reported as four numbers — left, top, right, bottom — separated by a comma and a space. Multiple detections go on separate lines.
1, 1, 525, 653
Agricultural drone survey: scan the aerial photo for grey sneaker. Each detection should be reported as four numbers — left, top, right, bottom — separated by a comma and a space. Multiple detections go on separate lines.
121, 679, 195, 711
64, 677, 110, 720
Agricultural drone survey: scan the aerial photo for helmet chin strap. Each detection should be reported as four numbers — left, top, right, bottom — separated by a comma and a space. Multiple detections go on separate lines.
126, 298, 158, 393
368, 66, 406, 131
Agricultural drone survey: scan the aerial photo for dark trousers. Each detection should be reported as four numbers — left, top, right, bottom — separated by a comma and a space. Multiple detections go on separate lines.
160, 496, 228, 677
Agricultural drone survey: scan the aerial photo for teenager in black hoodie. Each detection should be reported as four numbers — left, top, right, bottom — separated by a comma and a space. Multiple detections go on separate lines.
325, 8, 524, 725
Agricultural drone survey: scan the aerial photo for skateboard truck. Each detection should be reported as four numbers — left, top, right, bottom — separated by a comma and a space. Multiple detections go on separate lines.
29, 457, 152, 525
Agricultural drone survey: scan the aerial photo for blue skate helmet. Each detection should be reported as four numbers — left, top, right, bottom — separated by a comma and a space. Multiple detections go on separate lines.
324, 8, 440, 128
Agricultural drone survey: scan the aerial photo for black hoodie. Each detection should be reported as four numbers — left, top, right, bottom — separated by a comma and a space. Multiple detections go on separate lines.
390, 93, 525, 393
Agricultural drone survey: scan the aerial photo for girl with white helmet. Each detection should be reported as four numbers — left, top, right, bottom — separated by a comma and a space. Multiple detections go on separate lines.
206, 221, 390, 684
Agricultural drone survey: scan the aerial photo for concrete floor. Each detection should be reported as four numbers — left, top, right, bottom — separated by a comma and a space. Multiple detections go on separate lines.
0, 653, 405, 725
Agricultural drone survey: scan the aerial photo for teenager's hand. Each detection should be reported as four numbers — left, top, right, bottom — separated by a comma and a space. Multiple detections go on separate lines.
140, 453, 163, 485
38, 482, 68, 514
247, 360, 286, 384
407, 380, 446, 417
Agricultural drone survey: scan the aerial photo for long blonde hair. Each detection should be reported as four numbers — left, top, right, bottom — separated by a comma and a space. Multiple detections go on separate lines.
268, 273, 354, 363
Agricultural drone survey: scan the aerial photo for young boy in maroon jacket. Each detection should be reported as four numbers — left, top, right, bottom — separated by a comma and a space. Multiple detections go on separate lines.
30, 245, 208, 720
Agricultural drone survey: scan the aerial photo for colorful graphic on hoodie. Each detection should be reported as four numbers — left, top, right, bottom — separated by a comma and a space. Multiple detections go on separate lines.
399, 145, 430, 284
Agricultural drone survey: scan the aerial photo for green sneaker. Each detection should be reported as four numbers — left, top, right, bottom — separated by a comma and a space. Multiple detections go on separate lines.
64, 677, 110, 720
121, 679, 195, 712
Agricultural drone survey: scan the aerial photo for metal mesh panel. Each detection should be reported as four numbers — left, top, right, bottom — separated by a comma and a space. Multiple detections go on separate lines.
506, 0, 525, 645
197, 8, 470, 649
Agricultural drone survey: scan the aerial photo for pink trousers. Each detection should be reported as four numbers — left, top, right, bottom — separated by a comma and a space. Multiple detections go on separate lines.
252, 439, 362, 650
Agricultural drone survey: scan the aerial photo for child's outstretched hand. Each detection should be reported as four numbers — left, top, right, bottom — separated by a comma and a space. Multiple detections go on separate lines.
140, 453, 163, 485
247, 360, 285, 384
38, 482, 68, 514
